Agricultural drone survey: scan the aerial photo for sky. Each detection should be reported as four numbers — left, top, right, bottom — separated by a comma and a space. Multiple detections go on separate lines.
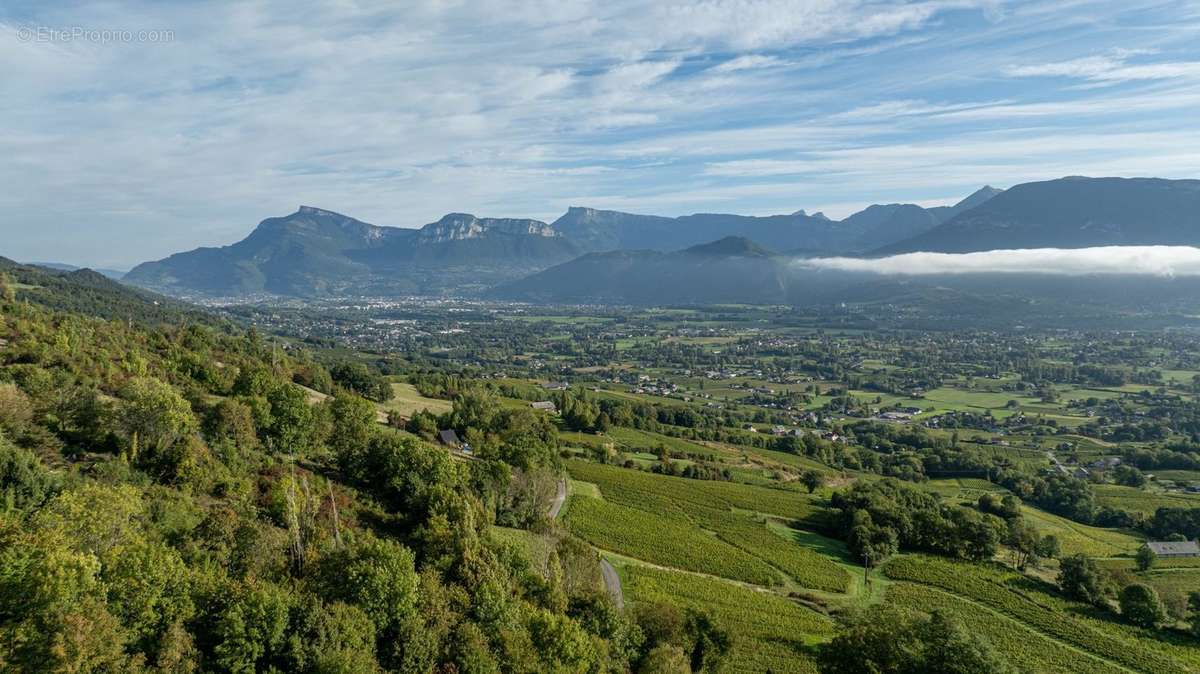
2, 1, 1200, 269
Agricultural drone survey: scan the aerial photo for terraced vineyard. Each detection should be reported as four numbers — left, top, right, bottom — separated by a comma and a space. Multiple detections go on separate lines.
699, 506, 851, 592
563, 461, 851, 591
1141, 569, 1200, 599
885, 583, 1128, 674
1019, 505, 1143, 556
1093, 484, 1200, 515
622, 564, 833, 674
565, 460, 819, 520
884, 556, 1200, 674
564, 496, 781, 585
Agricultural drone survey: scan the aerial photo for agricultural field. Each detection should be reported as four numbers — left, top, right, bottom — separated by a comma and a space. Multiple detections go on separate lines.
1094, 484, 1200, 515
564, 495, 782, 585
1019, 505, 1143, 557
378, 381, 453, 416
564, 460, 818, 521
621, 564, 833, 674
562, 462, 851, 591
229, 298, 1200, 672
884, 556, 1200, 674
885, 583, 1128, 674
603, 426, 719, 459
1140, 569, 1200, 600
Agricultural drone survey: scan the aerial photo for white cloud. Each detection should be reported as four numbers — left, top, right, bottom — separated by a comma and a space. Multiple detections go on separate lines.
1, 0, 1198, 268
709, 54, 787, 73
1008, 52, 1200, 83
796, 246, 1200, 276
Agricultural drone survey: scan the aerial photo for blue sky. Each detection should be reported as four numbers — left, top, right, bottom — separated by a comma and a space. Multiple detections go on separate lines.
2, 0, 1200, 268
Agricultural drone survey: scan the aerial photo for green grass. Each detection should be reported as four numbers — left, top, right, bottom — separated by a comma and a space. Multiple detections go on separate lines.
1097, 557, 1200, 571
378, 382, 453, 417
603, 426, 718, 458
567, 478, 601, 499
1153, 470, 1200, 483
491, 526, 557, 570
622, 564, 833, 674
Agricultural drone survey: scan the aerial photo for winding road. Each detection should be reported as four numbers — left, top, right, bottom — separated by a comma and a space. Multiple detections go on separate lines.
548, 479, 624, 608
548, 479, 567, 519
600, 558, 624, 610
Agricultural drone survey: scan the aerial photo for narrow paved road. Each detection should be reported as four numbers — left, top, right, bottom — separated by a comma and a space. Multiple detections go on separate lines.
600, 558, 624, 610
548, 479, 567, 519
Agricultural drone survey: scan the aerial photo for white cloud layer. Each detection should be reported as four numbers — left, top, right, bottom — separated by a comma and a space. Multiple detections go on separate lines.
796, 246, 1200, 277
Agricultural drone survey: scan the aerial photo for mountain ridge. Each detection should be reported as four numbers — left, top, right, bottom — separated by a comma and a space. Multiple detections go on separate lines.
877, 177, 1200, 254
121, 176, 1200, 300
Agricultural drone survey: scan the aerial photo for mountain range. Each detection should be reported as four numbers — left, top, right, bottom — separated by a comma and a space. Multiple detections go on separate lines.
125, 207, 580, 296
876, 177, 1200, 254
119, 176, 1200, 301
124, 185, 1002, 297
27, 261, 127, 280
494, 237, 798, 305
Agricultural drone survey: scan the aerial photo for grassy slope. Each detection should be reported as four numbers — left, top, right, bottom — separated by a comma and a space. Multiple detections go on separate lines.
621, 564, 832, 674
884, 555, 1200, 674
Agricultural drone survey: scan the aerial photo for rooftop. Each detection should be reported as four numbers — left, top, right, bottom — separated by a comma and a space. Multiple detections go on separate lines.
1147, 541, 1200, 555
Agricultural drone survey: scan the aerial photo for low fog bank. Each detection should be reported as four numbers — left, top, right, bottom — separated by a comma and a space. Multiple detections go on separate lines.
794, 246, 1200, 276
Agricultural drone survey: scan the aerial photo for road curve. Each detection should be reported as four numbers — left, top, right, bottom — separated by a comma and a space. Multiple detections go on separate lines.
600, 558, 624, 610
548, 479, 567, 519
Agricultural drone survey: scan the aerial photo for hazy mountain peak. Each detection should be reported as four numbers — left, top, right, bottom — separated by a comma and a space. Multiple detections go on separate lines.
876, 176, 1200, 255
297, 205, 349, 218
952, 185, 1003, 211
683, 236, 773, 257
418, 213, 558, 243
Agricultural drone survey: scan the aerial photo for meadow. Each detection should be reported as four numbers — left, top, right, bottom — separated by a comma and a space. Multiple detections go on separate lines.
378, 381, 453, 416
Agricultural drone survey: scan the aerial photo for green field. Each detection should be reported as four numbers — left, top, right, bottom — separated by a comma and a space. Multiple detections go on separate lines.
378, 382, 453, 417
602, 426, 719, 458
562, 462, 851, 592
622, 564, 833, 674
884, 555, 1200, 674
565, 460, 818, 521
1094, 484, 1200, 515
885, 582, 1128, 674
564, 495, 782, 585
1019, 505, 1143, 557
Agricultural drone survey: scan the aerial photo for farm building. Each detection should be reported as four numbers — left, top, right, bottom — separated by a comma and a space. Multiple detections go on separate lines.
436, 429, 462, 448
1146, 541, 1200, 558
531, 401, 558, 412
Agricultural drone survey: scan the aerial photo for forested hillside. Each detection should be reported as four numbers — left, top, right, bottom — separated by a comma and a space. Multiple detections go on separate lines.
0, 271, 677, 673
